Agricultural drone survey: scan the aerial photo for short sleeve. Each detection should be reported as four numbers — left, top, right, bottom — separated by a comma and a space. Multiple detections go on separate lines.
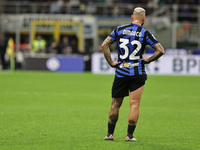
146, 31, 159, 48
108, 28, 117, 41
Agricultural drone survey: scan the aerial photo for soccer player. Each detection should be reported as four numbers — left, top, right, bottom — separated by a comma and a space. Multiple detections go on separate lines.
102, 7, 165, 141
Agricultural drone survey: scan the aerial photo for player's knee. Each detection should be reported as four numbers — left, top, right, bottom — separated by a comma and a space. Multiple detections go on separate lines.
112, 102, 122, 108
112, 98, 123, 107
130, 99, 140, 109
112, 101, 122, 108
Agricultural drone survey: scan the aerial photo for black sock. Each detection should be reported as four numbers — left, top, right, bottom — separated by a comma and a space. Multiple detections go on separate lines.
127, 125, 136, 137
108, 123, 116, 135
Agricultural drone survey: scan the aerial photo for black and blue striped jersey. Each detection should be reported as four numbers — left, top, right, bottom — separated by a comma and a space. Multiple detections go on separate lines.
109, 23, 159, 78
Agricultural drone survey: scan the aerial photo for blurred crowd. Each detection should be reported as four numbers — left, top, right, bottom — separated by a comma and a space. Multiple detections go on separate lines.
3, 0, 199, 16
0, 33, 79, 70
31, 35, 78, 55
7, 0, 200, 4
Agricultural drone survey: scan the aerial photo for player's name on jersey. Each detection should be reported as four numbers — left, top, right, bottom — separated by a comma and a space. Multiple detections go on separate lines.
123, 30, 142, 37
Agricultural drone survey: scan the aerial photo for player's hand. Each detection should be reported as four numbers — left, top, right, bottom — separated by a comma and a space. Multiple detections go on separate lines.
110, 62, 121, 68
141, 58, 150, 64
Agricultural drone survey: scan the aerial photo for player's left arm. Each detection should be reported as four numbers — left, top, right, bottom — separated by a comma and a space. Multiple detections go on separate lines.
101, 36, 120, 68
141, 43, 165, 64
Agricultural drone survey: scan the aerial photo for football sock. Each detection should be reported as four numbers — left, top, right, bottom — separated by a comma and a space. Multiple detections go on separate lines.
127, 125, 136, 137
108, 122, 116, 135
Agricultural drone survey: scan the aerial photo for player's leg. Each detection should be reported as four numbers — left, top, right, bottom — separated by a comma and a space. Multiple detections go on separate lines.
126, 85, 144, 141
105, 75, 128, 140
109, 97, 124, 124
104, 97, 124, 140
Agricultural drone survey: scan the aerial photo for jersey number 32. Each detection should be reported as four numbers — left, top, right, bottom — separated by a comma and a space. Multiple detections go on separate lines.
119, 38, 141, 60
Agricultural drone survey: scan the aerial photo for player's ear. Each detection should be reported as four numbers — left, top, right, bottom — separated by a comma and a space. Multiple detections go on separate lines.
142, 16, 145, 22
131, 15, 133, 20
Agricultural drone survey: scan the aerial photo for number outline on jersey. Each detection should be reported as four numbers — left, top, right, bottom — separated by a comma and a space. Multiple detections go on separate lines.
119, 38, 141, 60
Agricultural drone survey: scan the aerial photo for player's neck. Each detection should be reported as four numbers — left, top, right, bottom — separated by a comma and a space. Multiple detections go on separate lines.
132, 20, 142, 26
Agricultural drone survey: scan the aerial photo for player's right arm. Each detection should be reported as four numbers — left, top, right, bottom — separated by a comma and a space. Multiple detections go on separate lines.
141, 30, 165, 64
141, 43, 165, 64
101, 36, 121, 68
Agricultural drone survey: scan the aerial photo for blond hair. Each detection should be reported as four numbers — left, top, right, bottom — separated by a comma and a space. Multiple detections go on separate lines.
133, 7, 146, 18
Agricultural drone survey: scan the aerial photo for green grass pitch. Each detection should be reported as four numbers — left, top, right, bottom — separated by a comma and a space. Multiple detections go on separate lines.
0, 71, 199, 150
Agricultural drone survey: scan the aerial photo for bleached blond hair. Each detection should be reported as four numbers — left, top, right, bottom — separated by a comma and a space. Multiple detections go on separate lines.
133, 7, 146, 18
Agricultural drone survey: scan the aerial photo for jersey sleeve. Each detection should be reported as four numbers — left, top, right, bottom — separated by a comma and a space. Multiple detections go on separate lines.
146, 31, 159, 48
108, 28, 117, 41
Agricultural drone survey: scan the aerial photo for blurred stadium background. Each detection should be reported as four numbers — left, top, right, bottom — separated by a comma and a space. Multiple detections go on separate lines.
0, 0, 200, 74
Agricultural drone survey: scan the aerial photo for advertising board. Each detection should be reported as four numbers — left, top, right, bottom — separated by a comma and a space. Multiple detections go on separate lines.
92, 53, 200, 75
24, 55, 84, 72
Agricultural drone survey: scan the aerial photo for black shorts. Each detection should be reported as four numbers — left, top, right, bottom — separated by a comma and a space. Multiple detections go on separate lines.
112, 74, 147, 98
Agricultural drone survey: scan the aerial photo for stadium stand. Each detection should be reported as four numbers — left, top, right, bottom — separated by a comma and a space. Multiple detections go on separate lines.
0, 0, 200, 71
1, 0, 199, 18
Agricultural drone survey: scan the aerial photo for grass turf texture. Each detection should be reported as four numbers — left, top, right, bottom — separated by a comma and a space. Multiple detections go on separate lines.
0, 71, 199, 150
